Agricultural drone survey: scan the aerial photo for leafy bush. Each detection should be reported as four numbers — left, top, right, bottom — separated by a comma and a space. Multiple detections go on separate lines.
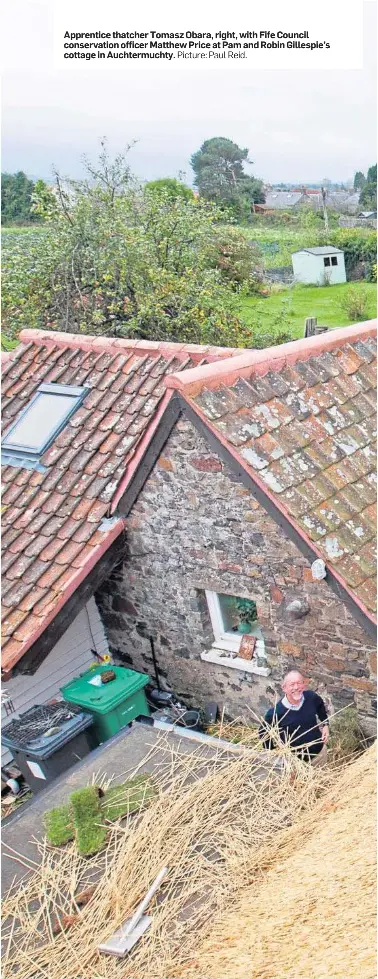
330, 228, 377, 276
144, 178, 194, 202
2, 148, 264, 348
206, 226, 263, 292
340, 285, 371, 321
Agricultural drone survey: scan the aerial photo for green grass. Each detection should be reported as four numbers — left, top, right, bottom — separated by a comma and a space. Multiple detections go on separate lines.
44, 805, 74, 846
101, 775, 155, 820
44, 776, 156, 854
240, 282, 377, 339
69, 786, 107, 857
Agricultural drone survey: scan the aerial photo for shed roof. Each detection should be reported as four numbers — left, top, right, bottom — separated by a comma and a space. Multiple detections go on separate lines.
293, 246, 343, 256
166, 323, 377, 631
1, 332, 242, 672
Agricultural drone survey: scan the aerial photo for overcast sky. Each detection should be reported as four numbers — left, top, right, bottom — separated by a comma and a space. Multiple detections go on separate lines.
2, 0, 376, 185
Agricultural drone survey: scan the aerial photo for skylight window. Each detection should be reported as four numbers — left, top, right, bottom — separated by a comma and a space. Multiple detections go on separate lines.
1, 383, 87, 470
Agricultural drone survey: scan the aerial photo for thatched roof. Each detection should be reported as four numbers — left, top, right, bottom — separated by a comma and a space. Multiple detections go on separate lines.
187, 743, 377, 979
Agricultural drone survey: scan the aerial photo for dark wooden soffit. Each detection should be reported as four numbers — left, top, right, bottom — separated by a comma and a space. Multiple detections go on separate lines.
10, 535, 126, 677
177, 395, 376, 642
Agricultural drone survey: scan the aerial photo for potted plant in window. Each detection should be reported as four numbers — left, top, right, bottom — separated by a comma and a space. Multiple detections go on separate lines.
234, 598, 258, 634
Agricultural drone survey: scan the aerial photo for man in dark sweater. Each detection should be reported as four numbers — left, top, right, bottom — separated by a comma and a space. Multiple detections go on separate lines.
260, 671, 329, 765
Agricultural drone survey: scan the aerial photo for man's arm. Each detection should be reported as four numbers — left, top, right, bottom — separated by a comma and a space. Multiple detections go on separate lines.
313, 692, 330, 743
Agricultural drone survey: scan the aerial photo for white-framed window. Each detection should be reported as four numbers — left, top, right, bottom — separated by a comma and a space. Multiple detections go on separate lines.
1, 383, 87, 470
201, 591, 270, 676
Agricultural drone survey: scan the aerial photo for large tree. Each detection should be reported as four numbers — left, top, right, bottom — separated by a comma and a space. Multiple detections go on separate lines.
190, 137, 264, 219
359, 164, 377, 209
353, 170, 366, 190
1, 171, 39, 225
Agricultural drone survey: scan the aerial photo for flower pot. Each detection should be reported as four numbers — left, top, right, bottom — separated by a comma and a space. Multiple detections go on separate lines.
237, 622, 252, 634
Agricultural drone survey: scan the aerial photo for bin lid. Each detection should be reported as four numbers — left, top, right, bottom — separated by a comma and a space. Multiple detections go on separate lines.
60, 665, 150, 714
1, 705, 93, 759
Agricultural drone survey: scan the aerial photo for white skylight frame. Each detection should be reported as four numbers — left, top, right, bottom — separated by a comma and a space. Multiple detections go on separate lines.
1, 382, 87, 468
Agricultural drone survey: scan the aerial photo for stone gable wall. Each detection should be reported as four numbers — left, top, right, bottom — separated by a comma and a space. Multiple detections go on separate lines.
96, 419, 376, 726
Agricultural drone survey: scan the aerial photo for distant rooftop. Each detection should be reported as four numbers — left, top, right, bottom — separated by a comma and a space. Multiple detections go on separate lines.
263, 191, 304, 209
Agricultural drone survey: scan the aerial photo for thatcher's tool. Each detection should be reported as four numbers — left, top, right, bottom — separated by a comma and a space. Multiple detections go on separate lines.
98, 866, 168, 957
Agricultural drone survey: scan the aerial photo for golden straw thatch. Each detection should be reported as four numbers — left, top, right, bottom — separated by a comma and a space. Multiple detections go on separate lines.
1, 734, 376, 979
183, 742, 377, 979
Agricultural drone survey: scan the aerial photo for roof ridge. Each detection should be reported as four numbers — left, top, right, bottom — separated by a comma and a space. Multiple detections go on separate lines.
165, 321, 377, 396
18, 329, 243, 364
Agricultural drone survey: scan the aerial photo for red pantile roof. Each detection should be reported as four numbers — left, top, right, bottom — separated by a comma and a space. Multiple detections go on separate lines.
166, 322, 377, 624
1, 330, 242, 672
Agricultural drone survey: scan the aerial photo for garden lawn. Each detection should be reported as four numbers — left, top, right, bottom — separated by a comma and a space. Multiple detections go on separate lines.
240, 282, 377, 339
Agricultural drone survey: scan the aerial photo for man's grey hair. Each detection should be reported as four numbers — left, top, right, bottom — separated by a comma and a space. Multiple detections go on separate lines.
282, 670, 305, 685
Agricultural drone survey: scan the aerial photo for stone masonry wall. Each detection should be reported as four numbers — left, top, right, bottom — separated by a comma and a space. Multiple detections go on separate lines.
96, 419, 376, 726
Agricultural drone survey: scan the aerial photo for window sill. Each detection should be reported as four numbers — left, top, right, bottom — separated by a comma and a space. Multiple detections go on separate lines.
201, 648, 271, 676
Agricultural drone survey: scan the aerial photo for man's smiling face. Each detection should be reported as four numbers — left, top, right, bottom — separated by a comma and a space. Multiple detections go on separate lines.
282, 671, 305, 704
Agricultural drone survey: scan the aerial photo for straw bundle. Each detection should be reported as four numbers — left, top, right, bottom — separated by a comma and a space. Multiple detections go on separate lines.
181, 742, 377, 979
2, 733, 373, 979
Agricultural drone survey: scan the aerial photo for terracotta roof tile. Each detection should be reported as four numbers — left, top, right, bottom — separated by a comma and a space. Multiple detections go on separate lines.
333, 553, 367, 588
2, 609, 29, 637
71, 497, 96, 521
98, 431, 124, 454
351, 339, 375, 362
294, 360, 320, 387
13, 614, 43, 643
18, 586, 49, 613
354, 578, 377, 613
39, 537, 67, 563
24, 535, 53, 559
6, 554, 37, 581
71, 542, 97, 568
1, 551, 20, 575
37, 563, 68, 589
1, 581, 35, 610
86, 500, 109, 523
41, 493, 78, 517
3, 332, 230, 669
334, 343, 364, 374
22, 559, 50, 586
361, 502, 377, 533
2, 527, 22, 550
355, 361, 377, 388
358, 539, 377, 578
71, 520, 98, 544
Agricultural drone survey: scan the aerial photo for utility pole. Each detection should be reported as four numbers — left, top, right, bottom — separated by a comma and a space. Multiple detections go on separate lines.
321, 186, 329, 236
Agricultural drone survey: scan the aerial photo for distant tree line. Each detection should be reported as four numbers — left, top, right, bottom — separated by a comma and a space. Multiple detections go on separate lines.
1, 172, 54, 225
354, 165, 377, 209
